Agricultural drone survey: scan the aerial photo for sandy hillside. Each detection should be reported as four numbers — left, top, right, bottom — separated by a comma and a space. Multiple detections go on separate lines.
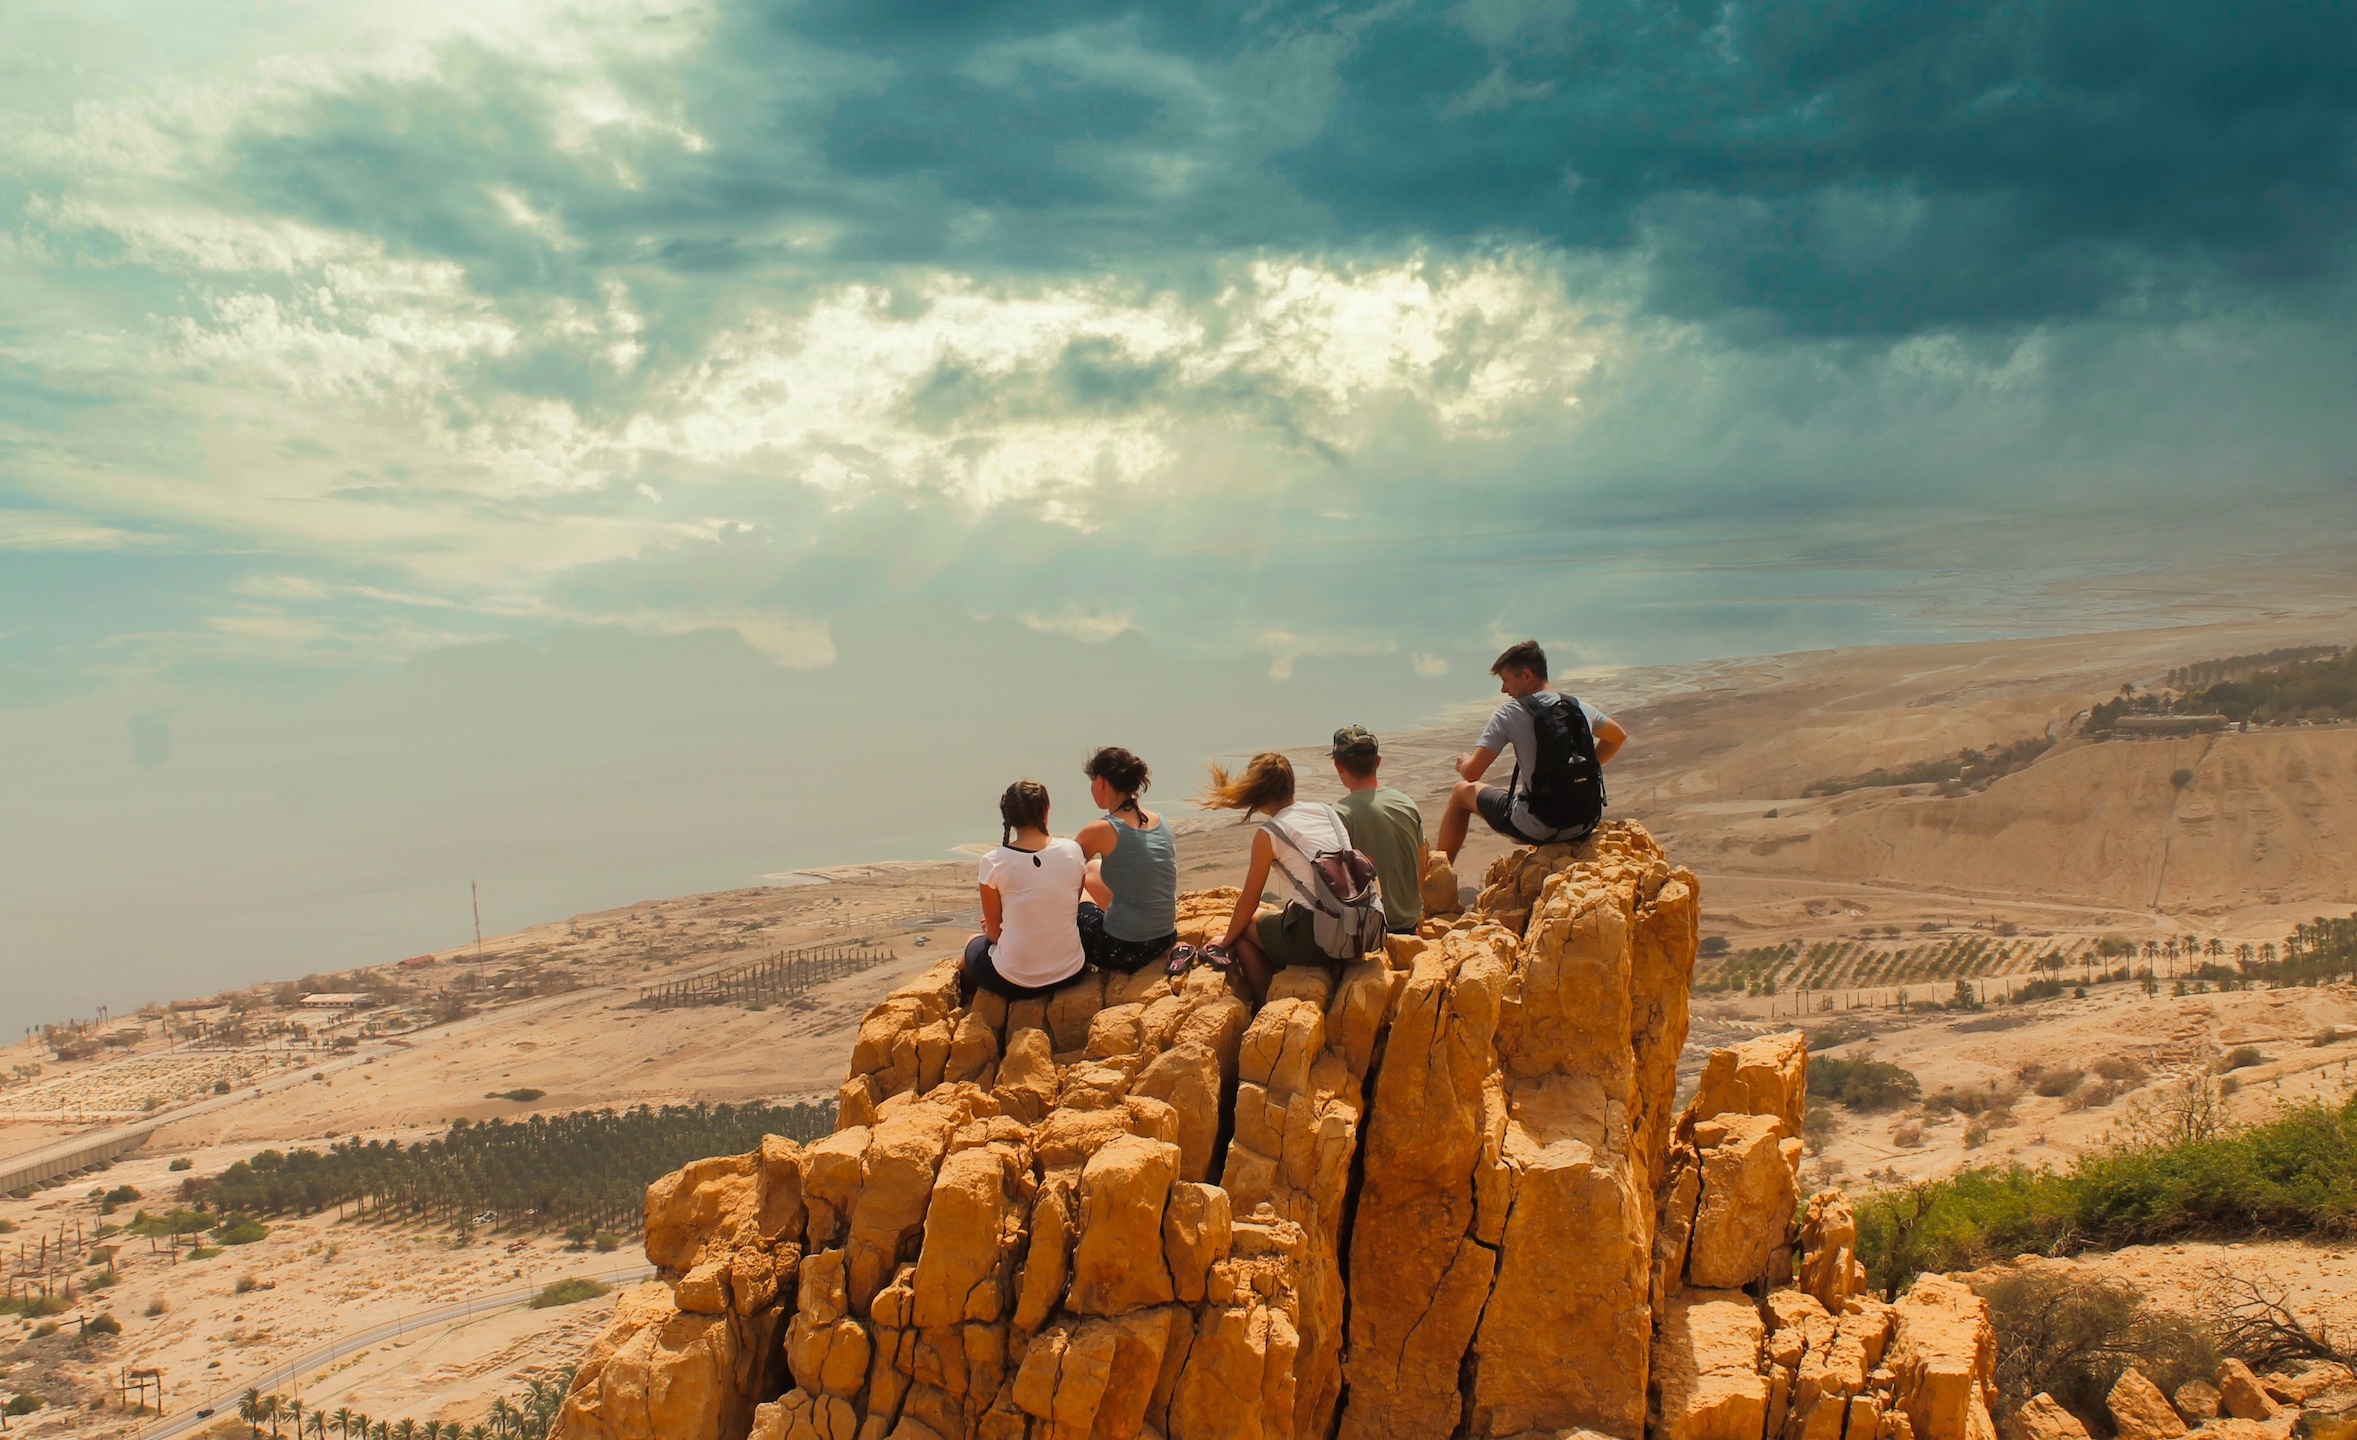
7, 609, 2357, 1434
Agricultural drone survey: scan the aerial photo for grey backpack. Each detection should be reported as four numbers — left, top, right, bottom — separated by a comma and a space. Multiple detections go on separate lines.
1263, 807, 1388, 959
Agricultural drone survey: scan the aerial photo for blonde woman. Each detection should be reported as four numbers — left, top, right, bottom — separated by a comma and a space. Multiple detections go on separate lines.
1197, 751, 1351, 1004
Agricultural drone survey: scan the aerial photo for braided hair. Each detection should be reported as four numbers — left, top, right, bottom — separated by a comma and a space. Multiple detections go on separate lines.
999, 779, 1052, 847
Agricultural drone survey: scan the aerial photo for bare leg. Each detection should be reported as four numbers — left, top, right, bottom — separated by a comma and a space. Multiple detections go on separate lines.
1233, 926, 1272, 1007
1438, 779, 1483, 862
958, 934, 988, 1006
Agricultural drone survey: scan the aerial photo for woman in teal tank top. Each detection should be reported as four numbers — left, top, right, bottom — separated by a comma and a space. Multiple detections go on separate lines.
1074, 746, 1181, 973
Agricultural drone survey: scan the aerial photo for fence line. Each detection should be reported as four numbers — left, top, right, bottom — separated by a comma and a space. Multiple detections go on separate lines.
637, 942, 897, 1010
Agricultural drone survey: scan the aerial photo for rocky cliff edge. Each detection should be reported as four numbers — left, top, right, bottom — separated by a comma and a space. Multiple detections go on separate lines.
550, 821, 1999, 1440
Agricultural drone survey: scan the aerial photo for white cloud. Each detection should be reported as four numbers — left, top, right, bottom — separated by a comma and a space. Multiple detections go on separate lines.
1020, 607, 1137, 643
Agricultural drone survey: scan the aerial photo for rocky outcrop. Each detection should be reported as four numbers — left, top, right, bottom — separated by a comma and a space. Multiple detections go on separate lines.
2110, 1368, 2193, 1440
2019, 1393, 2094, 1440
556, 821, 1984, 1440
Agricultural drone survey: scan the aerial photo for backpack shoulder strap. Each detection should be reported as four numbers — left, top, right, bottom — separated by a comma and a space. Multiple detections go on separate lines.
1260, 815, 1319, 903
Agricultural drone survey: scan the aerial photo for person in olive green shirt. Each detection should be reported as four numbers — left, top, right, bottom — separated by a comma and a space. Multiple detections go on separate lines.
1329, 725, 1426, 934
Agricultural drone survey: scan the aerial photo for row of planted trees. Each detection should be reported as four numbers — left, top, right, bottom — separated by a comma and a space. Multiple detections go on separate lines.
193, 1101, 834, 1233
235, 1369, 571, 1440
1705, 914, 2357, 1000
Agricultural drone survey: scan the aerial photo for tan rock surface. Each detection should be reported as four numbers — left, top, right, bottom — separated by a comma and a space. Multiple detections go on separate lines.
2108, 1368, 2191, 1440
1687, 1113, 1801, 1290
2219, 1360, 2284, 1421
1651, 1289, 1770, 1440
2174, 1381, 2220, 1423
2018, 1393, 2094, 1440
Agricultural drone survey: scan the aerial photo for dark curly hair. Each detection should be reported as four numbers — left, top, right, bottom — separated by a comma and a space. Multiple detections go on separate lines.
999, 780, 1051, 846
1084, 746, 1150, 813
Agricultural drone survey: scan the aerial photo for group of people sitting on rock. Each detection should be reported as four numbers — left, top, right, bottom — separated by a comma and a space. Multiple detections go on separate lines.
960, 640, 1627, 1007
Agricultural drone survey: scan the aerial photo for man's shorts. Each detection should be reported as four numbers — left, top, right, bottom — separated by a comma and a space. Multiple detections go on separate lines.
1476, 784, 1594, 846
1255, 904, 1331, 969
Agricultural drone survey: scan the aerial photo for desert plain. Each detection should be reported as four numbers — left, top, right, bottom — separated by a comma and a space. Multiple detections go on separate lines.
7, 596, 2357, 1439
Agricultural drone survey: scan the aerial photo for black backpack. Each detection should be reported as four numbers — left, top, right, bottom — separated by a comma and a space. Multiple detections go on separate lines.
1512, 693, 1606, 833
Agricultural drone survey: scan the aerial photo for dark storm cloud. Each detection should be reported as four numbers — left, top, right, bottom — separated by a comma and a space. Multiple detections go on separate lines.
195, 0, 2357, 339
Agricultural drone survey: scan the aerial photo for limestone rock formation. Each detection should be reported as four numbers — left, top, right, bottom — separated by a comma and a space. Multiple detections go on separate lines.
2175, 1382, 2222, 1423
555, 821, 1998, 1440
2109, 1368, 2192, 1440
2220, 1361, 2285, 1422
2019, 1393, 2094, 1440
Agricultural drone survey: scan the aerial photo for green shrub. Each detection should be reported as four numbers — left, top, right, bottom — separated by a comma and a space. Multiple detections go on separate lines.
486, 1088, 547, 1103
1802, 1107, 1837, 1154
2222, 1046, 2266, 1072
213, 1214, 269, 1246
594, 1231, 623, 1253
1809, 1056, 1922, 1112
187, 1246, 223, 1260
3, 1394, 42, 1416
530, 1278, 613, 1309
84, 1312, 121, 1337
168, 1158, 193, 1172
1858, 1089, 2357, 1294
0, 1293, 67, 1319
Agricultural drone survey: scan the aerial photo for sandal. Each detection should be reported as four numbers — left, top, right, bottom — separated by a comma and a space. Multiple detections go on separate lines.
1198, 943, 1235, 971
1164, 943, 1196, 977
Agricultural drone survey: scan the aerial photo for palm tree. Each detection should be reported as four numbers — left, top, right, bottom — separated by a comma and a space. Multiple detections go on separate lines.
373, 1425, 391, 1440
468, 1428, 490, 1440
488, 1400, 517, 1438
336, 1409, 357, 1440
285, 1398, 305, 1437
394, 1421, 418, 1440
241, 1390, 265, 1439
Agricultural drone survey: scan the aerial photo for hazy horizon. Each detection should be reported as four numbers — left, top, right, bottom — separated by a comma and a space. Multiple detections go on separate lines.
5, 0, 2356, 1034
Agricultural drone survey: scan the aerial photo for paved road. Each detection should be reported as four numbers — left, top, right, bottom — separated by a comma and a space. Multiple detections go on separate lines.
135, 1262, 653, 1439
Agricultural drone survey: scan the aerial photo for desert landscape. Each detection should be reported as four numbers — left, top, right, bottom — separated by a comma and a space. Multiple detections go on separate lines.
5, 612, 2357, 1439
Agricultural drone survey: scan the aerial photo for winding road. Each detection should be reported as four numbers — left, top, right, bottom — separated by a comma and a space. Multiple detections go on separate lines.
134, 1263, 652, 1439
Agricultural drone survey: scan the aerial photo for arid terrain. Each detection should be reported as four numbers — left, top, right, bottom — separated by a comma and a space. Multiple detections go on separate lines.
6, 608, 2356, 1437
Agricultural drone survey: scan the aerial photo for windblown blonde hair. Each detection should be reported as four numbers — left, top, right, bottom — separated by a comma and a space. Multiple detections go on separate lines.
1198, 751, 1295, 816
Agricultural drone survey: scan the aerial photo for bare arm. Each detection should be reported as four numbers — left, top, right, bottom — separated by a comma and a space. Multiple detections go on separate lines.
1593, 718, 1628, 765
980, 884, 1004, 943
1220, 829, 1276, 950
1084, 857, 1112, 909
1455, 745, 1500, 783
1074, 817, 1116, 860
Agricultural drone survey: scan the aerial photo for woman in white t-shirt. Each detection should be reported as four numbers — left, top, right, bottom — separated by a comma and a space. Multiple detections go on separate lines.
1197, 751, 1352, 1005
962, 780, 1093, 1002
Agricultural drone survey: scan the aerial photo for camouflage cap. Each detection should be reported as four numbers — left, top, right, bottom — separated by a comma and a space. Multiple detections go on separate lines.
1330, 724, 1380, 759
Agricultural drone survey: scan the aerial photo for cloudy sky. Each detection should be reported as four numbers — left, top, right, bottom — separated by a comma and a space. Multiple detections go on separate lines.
3, 0, 2354, 1027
